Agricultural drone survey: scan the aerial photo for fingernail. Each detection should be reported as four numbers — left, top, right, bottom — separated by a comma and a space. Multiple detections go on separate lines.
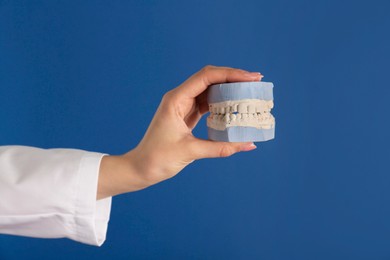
243, 71, 261, 77
240, 143, 257, 152
253, 73, 264, 79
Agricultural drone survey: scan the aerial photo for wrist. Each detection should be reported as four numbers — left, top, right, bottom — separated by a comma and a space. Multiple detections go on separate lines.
122, 149, 163, 187
97, 153, 152, 199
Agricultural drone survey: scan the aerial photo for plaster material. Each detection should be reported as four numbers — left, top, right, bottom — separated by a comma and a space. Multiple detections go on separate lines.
207, 82, 275, 142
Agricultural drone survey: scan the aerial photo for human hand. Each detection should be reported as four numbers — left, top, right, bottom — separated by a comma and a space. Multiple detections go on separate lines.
97, 66, 263, 199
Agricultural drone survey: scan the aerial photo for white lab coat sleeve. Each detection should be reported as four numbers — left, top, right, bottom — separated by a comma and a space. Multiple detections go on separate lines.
0, 145, 112, 246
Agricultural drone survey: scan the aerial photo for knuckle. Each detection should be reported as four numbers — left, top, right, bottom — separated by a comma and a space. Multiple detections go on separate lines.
219, 144, 235, 158
160, 90, 178, 112
199, 65, 216, 86
162, 90, 174, 102
162, 90, 181, 106
161, 89, 186, 117
201, 65, 215, 73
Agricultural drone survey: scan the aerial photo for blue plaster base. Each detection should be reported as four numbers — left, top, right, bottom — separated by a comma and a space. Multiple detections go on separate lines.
208, 126, 275, 142
207, 82, 274, 103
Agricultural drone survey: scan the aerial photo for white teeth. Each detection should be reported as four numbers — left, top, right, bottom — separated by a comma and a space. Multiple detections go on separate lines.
238, 104, 247, 113
207, 99, 274, 130
256, 105, 263, 113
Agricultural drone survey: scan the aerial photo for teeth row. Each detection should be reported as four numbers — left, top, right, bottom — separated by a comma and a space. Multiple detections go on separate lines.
207, 113, 275, 130
209, 100, 273, 114
210, 113, 273, 122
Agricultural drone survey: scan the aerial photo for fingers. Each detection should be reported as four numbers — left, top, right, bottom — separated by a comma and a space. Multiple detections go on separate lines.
190, 138, 257, 159
195, 91, 209, 115
177, 65, 263, 98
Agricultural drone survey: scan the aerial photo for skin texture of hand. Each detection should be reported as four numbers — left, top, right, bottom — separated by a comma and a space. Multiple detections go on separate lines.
97, 65, 263, 199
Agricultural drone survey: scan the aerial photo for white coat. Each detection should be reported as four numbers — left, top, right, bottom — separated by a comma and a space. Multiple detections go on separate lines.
0, 146, 112, 246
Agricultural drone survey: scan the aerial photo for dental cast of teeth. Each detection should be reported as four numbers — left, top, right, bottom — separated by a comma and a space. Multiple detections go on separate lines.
206, 81, 275, 142
207, 99, 275, 131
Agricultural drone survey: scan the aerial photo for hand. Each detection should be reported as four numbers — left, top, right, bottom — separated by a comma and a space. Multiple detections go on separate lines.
97, 65, 263, 199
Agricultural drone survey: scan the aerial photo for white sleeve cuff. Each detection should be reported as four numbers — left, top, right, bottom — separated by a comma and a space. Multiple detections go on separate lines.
0, 146, 112, 246
70, 152, 112, 246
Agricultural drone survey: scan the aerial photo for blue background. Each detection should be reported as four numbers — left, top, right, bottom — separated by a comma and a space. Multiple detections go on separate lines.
0, 0, 389, 259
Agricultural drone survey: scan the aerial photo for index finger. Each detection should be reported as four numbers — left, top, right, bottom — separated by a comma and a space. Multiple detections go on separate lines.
176, 65, 263, 98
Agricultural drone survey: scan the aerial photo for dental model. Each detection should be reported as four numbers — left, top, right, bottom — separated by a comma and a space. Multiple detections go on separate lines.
207, 82, 275, 142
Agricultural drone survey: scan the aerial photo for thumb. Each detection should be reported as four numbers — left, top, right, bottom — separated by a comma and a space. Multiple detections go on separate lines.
191, 139, 257, 159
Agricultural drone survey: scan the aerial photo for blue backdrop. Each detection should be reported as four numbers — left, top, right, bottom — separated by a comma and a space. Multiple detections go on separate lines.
1, 0, 389, 259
